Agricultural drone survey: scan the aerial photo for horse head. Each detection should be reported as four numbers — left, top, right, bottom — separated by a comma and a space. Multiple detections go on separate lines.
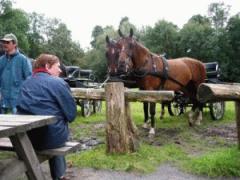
105, 35, 120, 77
117, 29, 148, 75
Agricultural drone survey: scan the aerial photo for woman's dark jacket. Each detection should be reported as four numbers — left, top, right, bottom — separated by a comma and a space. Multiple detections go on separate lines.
17, 72, 77, 150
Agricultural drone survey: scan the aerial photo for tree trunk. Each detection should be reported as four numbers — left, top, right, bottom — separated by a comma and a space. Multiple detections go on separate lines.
105, 82, 139, 153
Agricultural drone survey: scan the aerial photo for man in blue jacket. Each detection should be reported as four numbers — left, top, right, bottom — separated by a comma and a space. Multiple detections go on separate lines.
0, 33, 32, 114
17, 53, 77, 180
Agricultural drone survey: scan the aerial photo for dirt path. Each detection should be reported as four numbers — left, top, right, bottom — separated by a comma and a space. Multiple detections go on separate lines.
21, 163, 207, 180
40, 163, 237, 180
69, 164, 208, 180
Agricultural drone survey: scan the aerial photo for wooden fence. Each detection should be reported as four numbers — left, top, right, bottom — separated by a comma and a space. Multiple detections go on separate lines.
197, 83, 240, 148
71, 82, 174, 153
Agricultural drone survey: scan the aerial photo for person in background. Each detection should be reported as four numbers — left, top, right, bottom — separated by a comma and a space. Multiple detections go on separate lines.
0, 42, 4, 56
0, 33, 32, 114
17, 53, 77, 180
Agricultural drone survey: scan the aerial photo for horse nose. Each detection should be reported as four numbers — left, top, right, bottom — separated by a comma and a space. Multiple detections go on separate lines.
118, 61, 126, 72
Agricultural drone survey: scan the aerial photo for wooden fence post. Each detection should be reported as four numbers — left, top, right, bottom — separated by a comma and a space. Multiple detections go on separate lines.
105, 82, 139, 153
235, 101, 240, 149
198, 83, 240, 149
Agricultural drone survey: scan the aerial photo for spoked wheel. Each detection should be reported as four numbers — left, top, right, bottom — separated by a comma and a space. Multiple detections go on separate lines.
81, 100, 93, 117
209, 101, 225, 120
168, 101, 186, 116
93, 100, 102, 113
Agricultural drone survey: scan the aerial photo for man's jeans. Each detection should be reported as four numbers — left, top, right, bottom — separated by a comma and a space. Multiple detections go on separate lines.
49, 156, 67, 180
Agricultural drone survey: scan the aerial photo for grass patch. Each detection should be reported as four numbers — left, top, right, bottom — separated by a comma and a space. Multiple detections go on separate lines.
67, 101, 239, 177
67, 143, 187, 173
0, 151, 15, 160
182, 146, 240, 177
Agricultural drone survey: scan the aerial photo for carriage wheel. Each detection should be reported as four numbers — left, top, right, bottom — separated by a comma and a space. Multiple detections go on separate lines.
168, 101, 185, 116
209, 101, 225, 120
93, 100, 102, 113
81, 100, 92, 117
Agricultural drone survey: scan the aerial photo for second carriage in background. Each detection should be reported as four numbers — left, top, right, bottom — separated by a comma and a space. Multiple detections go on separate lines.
63, 66, 102, 117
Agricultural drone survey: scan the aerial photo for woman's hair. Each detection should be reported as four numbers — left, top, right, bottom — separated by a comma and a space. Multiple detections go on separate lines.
33, 54, 59, 69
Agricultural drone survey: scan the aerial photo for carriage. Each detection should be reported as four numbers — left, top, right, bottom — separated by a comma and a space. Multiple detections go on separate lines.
168, 61, 225, 120
63, 66, 102, 117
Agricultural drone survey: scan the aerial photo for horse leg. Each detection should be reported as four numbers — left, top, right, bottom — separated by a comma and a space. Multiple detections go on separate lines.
195, 102, 204, 125
149, 102, 156, 135
160, 102, 165, 120
188, 102, 202, 126
142, 102, 149, 128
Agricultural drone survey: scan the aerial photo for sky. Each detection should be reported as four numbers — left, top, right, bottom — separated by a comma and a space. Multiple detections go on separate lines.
13, 0, 239, 50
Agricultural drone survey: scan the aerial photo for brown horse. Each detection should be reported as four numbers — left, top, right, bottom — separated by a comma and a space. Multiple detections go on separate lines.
116, 29, 206, 135
106, 35, 173, 127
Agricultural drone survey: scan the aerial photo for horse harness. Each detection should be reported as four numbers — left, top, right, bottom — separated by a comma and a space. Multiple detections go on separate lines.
131, 54, 185, 90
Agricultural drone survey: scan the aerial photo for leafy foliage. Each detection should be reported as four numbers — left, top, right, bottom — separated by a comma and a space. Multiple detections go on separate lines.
142, 20, 179, 58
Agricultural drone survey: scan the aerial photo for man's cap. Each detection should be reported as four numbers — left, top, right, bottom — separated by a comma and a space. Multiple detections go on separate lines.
0, 33, 18, 44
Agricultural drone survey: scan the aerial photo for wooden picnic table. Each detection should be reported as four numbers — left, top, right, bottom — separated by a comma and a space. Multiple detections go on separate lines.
0, 114, 56, 180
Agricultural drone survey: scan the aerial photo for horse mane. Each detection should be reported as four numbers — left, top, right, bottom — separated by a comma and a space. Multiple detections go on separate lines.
134, 40, 153, 60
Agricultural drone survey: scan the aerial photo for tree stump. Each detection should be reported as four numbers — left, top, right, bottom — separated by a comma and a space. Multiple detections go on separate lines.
105, 82, 139, 153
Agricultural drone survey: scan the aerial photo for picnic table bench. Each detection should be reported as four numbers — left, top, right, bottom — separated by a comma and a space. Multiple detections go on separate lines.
0, 115, 80, 180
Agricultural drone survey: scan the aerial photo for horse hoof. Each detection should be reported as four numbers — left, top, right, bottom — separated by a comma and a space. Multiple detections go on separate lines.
195, 121, 201, 126
149, 128, 155, 135
142, 123, 148, 129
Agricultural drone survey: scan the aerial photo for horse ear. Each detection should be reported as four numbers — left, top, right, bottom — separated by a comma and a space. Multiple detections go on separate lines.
130, 28, 133, 37
118, 29, 123, 37
106, 35, 110, 44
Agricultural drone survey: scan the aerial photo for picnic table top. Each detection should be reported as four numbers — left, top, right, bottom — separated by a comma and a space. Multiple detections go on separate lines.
0, 115, 56, 138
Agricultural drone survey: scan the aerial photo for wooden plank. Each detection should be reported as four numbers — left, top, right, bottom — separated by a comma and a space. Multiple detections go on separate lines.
0, 137, 81, 156
0, 126, 15, 138
125, 89, 174, 102
71, 87, 174, 103
0, 137, 13, 151
0, 121, 29, 126
38, 142, 81, 156
0, 114, 51, 121
0, 115, 56, 138
71, 88, 105, 100
197, 83, 240, 102
10, 132, 46, 180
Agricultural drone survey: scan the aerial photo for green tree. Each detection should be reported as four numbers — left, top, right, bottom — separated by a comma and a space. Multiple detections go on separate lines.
118, 17, 139, 38
27, 12, 46, 58
90, 25, 104, 48
220, 14, 240, 82
81, 26, 117, 80
45, 22, 84, 65
142, 20, 179, 58
208, 2, 230, 34
0, 1, 30, 53
178, 15, 215, 61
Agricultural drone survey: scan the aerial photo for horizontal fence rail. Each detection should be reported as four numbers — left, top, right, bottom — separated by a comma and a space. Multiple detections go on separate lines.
71, 88, 174, 103
197, 83, 240, 102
